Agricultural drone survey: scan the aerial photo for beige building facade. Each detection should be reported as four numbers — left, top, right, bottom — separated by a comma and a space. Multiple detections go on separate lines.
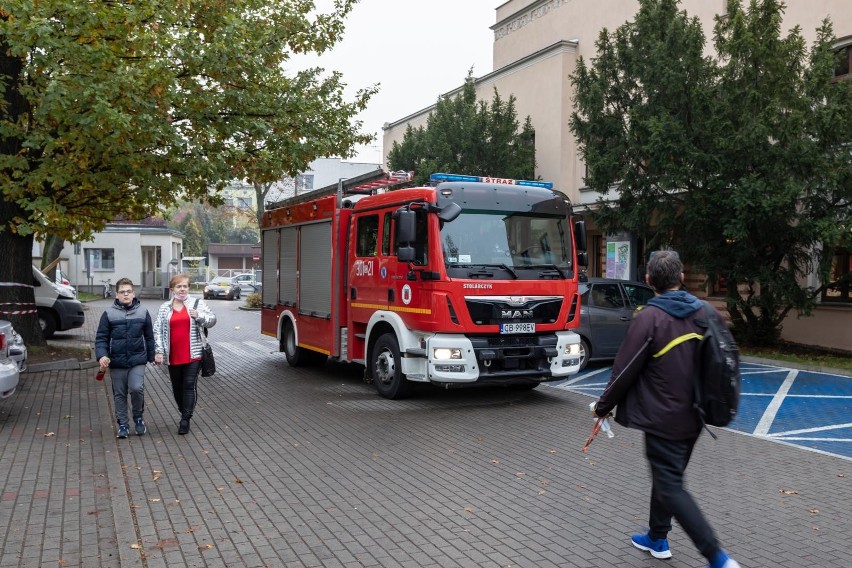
383, 0, 852, 352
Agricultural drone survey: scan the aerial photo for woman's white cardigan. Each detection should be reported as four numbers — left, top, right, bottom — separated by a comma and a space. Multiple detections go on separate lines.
153, 296, 217, 363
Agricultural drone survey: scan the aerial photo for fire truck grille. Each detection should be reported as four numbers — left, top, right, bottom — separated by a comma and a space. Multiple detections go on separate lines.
468, 334, 559, 377
465, 298, 562, 326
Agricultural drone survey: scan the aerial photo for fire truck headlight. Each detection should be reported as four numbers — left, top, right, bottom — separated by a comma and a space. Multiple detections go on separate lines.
433, 348, 462, 360
564, 343, 581, 356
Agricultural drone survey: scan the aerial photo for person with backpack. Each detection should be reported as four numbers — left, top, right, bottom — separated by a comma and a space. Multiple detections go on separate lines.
591, 250, 741, 568
95, 278, 156, 439
153, 273, 216, 435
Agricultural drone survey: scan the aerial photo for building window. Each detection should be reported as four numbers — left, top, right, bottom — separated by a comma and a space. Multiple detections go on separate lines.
296, 174, 314, 192
237, 197, 251, 210
356, 215, 379, 257
85, 248, 115, 271
822, 247, 851, 303
835, 45, 851, 79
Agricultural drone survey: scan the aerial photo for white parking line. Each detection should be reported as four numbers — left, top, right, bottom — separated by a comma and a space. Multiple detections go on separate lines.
768, 422, 852, 437
753, 369, 798, 436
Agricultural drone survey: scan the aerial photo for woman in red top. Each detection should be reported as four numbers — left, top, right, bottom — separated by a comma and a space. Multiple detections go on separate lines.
154, 274, 216, 434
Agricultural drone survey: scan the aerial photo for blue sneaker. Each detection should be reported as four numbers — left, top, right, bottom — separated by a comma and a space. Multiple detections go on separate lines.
709, 551, 741, 568
116, 424, 129, 439
135, 418, 147, 436
631, 531, 672, 559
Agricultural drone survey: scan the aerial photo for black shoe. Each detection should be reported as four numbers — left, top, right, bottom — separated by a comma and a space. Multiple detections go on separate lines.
178, 419, 190, 435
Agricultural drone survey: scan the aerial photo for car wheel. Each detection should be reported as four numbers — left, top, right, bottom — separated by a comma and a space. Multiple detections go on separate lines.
38, 309, 57, 339
371, 333, 412, 399
579, 337, 591, 371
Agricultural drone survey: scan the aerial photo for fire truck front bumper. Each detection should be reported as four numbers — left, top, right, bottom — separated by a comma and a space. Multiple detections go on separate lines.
414, 331, 582, 385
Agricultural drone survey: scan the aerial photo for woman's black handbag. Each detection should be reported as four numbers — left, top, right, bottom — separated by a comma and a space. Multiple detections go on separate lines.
201, 343, 216, 377
195, 298, 215, 377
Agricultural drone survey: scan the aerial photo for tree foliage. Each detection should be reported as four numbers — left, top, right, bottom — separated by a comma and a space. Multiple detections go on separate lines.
387, 72, 536, 184
0, 0, 375, 344
570, 0, 852, 344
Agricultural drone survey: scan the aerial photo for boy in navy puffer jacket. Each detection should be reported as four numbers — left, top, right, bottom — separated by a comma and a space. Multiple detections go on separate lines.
95, 278, 155, 438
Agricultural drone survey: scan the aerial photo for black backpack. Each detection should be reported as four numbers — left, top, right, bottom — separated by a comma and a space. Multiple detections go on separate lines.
694, 302, 741, 434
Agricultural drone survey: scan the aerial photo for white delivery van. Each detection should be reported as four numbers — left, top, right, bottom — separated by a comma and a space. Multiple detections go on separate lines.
32, 265, 86, 338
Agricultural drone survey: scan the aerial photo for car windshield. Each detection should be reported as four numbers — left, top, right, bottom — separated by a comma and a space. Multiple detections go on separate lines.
440, 211, 571, 269
211, 278, 230, 285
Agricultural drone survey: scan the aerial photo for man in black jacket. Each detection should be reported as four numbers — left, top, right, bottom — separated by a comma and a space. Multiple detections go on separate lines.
95, 278, 155, 439
593, 251, 740, 568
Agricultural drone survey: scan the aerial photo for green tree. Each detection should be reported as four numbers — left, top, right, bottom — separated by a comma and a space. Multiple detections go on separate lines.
388, 72, 536, 184
570, 0, 852, 345
0, 0, 375, 344
180, 218, 204, 258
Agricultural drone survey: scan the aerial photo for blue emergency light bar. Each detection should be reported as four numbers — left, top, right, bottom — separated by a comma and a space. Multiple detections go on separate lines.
430, 172, 553, 189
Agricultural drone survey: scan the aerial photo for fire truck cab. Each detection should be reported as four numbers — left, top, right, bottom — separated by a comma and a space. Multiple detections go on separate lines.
261, 171, 588, 398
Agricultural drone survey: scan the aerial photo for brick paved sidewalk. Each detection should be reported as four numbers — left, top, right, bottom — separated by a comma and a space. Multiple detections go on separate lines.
1, 300, 850, 567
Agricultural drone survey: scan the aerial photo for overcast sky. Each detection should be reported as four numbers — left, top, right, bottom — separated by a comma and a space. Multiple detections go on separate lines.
297, 0, 496, 165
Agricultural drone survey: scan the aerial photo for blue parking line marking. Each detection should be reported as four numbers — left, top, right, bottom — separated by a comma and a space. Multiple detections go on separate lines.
547, 362, 852, 462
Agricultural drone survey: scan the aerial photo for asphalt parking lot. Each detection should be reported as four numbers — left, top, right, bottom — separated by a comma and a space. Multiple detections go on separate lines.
1, 298, 850, 567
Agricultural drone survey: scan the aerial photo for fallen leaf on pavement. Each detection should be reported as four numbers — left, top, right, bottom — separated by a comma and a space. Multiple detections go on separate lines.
152, 470, 162, 481
779, 489, 799, 495
44, 432, 55, 437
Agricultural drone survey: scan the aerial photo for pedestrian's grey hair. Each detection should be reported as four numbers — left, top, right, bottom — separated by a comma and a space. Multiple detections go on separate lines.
647, 250, 683, 292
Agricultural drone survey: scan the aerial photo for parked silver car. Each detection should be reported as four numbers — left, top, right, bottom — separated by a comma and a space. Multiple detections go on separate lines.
232, 273, 261, 295
576, 278, 655, 370
0, 320, 21, 398
9, 325, 27, 373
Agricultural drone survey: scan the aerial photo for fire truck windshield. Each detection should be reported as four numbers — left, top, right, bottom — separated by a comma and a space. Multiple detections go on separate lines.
440, 210, 572, 276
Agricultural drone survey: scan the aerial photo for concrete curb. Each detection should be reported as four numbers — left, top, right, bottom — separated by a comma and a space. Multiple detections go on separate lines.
25, 358, 100, 373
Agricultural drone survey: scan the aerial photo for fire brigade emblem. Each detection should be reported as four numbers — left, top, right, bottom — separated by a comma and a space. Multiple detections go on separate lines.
401, 284, 412, 305
381, 266, 387, 279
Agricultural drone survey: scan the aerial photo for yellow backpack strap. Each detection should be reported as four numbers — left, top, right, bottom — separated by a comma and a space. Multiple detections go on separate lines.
652, 332, 703, 358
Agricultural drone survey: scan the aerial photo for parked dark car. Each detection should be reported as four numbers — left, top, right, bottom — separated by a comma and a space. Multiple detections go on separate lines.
576, 277, 655, 369
204, 277, 241, 300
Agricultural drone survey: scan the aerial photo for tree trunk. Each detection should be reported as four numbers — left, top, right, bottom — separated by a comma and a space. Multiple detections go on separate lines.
40, 234, 67, 273
1, 34, 47, 346
0, 219, 45, 347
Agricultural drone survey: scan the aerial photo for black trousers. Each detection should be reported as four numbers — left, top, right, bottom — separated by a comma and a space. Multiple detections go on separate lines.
645, 432, 720, 561
167, 361, 200, 420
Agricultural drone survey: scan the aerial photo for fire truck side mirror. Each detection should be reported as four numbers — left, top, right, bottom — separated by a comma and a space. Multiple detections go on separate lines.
397, 245, 415, 263
574, 219, 587, 252
395, 209, 416, 243
437, 202, 462, 223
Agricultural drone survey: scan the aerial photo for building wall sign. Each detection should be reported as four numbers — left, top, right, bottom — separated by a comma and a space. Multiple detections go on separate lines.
494, 0, 571, 41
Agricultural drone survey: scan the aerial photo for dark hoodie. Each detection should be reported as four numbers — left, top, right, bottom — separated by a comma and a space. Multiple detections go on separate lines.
596, 290, 709, 440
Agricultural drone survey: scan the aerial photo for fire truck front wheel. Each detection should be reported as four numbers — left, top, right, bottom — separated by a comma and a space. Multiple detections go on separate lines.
371, 334, 412, 400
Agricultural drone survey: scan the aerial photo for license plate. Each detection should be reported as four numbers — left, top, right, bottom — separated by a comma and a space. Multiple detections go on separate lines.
500, 322, 536, 334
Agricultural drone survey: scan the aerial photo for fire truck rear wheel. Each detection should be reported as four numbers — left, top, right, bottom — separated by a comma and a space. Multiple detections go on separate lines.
283, 321, 307, 367
371, 334, 412, 400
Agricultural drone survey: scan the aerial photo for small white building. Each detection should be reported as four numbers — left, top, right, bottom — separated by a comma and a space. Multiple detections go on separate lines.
38, 223, 184, 295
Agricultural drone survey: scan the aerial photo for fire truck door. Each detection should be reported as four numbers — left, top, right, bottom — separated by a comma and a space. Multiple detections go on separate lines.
348, 213, 387, 323
385, 209, 431, 320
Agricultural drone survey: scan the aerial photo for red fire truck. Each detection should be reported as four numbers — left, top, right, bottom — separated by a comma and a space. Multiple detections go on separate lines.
260, 170, 588, 398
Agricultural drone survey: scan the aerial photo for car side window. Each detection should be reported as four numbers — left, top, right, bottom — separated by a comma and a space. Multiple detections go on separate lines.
623, 284, 654, 307
590, 283, 625, 309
